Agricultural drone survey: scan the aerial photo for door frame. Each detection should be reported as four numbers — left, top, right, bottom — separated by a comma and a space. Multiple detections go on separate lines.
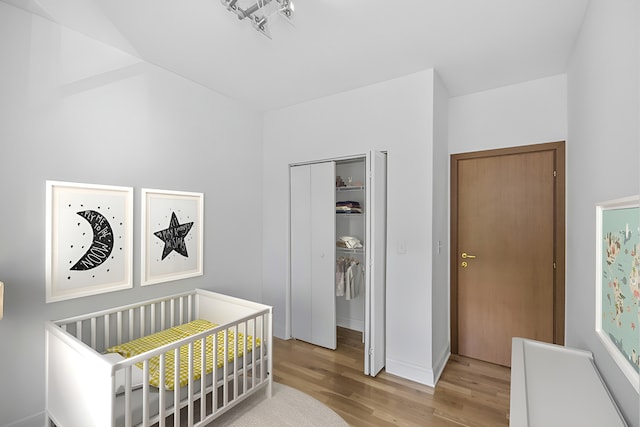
450, 141, 566, 354
288, 150, 387, 375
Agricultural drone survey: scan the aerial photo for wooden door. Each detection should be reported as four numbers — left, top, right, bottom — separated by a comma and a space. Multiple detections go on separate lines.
451, 142, 565, 367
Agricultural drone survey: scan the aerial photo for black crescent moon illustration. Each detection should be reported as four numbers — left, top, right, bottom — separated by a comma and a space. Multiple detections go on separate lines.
70, 210, 115, 271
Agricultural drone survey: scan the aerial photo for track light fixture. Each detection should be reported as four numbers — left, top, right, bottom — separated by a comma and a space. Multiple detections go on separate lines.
221, 0, 294, 38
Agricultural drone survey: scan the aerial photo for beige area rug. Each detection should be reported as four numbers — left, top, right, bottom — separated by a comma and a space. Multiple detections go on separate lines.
207, 383, 348, 427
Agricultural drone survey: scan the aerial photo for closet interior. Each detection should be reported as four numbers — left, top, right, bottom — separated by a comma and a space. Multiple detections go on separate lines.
335, 159, 367, 334
290, 151, 387, 377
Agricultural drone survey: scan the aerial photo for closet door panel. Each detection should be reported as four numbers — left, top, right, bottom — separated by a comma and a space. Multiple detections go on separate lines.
310, 162, 337, 350
366, 151, 387, 376
290, 165, 312, 342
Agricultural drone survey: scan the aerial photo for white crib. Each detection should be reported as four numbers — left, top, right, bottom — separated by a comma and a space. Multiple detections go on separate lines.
45, 289, 272, 427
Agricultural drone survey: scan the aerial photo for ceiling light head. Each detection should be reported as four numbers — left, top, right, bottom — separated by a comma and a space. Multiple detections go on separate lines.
278, 0, 294, 22
221, 0, 293, 37
252, 15, 272, 38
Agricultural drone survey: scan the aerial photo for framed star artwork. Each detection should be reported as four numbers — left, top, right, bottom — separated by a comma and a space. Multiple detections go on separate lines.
595, 195, 640, 393
45, 181, 134, 303
141, 189, 204, 286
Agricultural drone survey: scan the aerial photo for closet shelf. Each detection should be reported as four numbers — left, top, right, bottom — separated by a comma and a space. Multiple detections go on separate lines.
336, 247, 365, 253
336, 213, 363, 216
336, 186, 365, 192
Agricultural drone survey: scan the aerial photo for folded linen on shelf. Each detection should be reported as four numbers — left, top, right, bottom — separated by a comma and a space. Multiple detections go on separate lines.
336, 200, 362, 214
336, 236, 363, 249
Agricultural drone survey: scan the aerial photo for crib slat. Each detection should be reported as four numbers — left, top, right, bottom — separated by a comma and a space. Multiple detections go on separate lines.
179, 297, 184, 325
213, 343, 218, 415
159, 353, 166, 427
140, 305, 146, 337
142, 360, 150, 427
104, 314, 110, 349
187, 295, 193, 321
200, 336, 207, 421
151, 303, 156, 334
76, 320, 82, 341
187, 342, 194, 427
124, 366, 132, 427
242, 321, 248, 393
128, 308, 134, 340
170, 299, 175, 327
174, 347, 181, 427
161, 300, 166, 331
117, 311, 122, 344
223, 330, 229, 407
250, 319, 256, 389
90, 317, 97, 349
260, 314, 266, 382
233, 325, 238, 400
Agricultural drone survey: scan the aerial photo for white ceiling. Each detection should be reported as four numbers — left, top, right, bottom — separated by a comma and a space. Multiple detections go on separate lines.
3, 0, 589, 111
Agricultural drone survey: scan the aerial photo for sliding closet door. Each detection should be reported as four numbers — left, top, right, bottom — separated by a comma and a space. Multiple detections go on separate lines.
365, 151, 387, 376
290, 162, 337, 350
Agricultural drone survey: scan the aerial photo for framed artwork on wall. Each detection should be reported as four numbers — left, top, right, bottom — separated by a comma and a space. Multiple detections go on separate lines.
46, 181, 133, 303
595, 195, 640, 392
141, 189, 204, 286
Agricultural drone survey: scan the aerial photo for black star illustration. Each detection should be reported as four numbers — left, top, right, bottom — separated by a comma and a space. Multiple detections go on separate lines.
154, 212, 194, 260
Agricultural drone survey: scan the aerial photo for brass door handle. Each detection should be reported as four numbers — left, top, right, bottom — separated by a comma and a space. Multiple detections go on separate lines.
461, 252, 476, 259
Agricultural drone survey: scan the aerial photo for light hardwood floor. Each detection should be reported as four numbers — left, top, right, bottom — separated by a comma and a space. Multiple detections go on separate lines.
273, 327, 511, 427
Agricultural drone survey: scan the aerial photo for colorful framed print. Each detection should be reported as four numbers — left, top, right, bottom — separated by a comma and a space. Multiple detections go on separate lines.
595, 195, 640, 392
141, 189, 204, 286
46, 181, 133, 303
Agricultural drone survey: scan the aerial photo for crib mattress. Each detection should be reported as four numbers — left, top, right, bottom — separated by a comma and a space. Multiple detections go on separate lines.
106, 319, 260, 390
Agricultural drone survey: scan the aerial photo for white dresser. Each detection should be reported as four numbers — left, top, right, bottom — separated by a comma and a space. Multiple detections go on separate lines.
510, 338, 627, 427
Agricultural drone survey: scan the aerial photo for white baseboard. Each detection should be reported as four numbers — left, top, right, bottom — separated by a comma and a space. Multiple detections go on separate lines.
386, 358, 437, 387
336, 317, 364, 332
432, 346, 451, 384
4, 411, 47, 427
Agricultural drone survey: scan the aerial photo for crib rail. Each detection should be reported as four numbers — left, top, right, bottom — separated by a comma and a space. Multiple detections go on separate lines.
46, 289, 273, 427
54, 291, 198, 353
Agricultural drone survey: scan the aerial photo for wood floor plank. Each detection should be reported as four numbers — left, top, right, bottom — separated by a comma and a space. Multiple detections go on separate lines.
273, 327, 510, 426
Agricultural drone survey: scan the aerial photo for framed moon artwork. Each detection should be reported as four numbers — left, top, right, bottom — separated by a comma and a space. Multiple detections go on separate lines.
595, 195, 640, 392
141, 188, 204, 286
45, 181, 134, 303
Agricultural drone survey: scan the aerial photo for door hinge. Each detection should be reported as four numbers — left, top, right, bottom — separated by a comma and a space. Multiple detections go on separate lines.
368, 347, 374, 356
553, 262, 557, 270
553, 170, 557, 177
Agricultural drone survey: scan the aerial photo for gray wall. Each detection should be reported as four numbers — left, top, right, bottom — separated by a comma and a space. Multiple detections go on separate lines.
0, 4, 263, 426
566, 0, 640, 424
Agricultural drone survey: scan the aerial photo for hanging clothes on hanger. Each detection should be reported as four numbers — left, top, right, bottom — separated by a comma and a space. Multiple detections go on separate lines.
345, 259, 364, 300
336, 256, 364, 299
336, 257, 346, 297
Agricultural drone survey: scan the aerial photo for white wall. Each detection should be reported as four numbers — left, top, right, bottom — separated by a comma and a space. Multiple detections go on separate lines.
0, 4, 263, 426
449, 75, 568, 154
431, 72, 451, 378
566, 0, 640, 424
263, 69, 449, 385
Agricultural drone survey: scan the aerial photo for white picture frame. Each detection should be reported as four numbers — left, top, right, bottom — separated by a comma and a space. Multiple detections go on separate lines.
595, 195, 640, 393
141, 188, 204, 286
46, 181, 133, 303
